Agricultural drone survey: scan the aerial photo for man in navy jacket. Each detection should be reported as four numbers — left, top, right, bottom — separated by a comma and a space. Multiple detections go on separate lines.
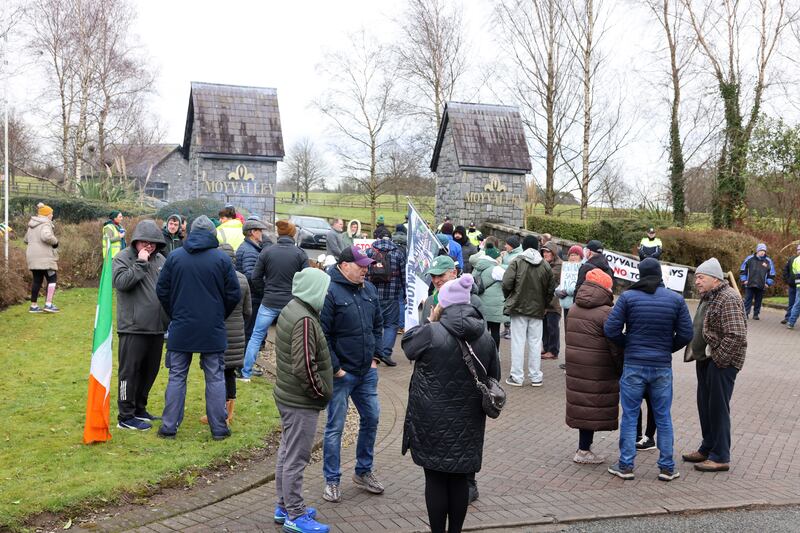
156, 215, 241, 440
320, 246, 385, 503
604, 258, 693, 482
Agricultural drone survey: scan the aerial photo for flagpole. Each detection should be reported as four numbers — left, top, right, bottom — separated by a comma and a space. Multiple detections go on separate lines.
3, 5, 9, 270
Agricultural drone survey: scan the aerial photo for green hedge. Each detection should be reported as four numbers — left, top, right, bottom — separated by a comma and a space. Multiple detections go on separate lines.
527, 215, 671, 253
10, 196, 152, 224
156, 198, 231, 222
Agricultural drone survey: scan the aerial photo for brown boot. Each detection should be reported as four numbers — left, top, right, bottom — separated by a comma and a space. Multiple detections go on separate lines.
199, 415, 209, 425
226, 399, 235, 426
694, 460, 730, 472
681, 451, 708, 463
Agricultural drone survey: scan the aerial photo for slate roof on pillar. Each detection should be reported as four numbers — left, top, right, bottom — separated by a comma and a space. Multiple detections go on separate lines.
183, 82, 285, 160
430, 102, 531, 174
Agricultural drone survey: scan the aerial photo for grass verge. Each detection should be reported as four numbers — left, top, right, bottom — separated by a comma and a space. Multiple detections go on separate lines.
763, 296, 789, 306
0, 288, 279, 530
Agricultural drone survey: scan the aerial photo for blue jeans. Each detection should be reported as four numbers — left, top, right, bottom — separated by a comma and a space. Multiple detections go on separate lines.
323, 368, 380, 483
242, 305, 281, 378
618, 365, 675, 471
785, 285, 796, 320
161, 350, 228, 437
788, 287, 800, 326
380, 299, 400, 358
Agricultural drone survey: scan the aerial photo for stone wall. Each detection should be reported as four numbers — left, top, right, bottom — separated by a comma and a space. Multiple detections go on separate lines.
147, 150, 191, 202
434, 130, 527, 228
187, 129, 278, 220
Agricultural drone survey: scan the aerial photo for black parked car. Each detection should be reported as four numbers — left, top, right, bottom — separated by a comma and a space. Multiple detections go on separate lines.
289, 215, 331, 249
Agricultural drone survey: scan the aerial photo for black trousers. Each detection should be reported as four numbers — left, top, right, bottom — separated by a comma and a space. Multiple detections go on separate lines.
244, 296, 261, 344
30, 269, 57, 303
424, 468, 469, 533
542, 312, 560, 355
224, 367, 237, 400
117, 333, 164, 422
487, 322, 501, 351
578, 429, 594, 451
697, 358, 738, 463
637, 391, 656, 440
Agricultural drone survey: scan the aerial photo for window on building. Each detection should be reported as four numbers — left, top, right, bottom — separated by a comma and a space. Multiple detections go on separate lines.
145, 182, 168, 200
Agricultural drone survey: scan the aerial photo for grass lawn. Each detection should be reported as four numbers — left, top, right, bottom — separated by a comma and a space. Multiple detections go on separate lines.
764, 296, 789, 306
0, 289, 279, 529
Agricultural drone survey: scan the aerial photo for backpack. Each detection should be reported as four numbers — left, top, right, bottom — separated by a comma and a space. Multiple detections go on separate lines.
369, 247, 392, 283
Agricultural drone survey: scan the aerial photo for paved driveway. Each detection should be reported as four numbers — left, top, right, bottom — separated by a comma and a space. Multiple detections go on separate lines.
92, 305, 800, 532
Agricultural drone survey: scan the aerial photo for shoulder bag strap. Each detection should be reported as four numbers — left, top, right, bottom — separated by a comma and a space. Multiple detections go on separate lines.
458, 340, 489, 383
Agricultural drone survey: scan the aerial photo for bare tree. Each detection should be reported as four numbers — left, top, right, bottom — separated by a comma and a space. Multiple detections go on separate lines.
640, 0, 698, 225
560, 0, 632, 219
682, 0, 797, 228
595, 165, 632, 211
28, 0, 76, 189
91, 0, 155, 170
396, 0, 467, 132
382, 137, 427, 210
316, 31, 404, 227
283, 137, 327, 201
495, 0, 580, 215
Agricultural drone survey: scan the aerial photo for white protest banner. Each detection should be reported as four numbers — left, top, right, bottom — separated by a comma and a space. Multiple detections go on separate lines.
404, 203, 441, 329
559, 261, 580, 292
603, 250, 688, 292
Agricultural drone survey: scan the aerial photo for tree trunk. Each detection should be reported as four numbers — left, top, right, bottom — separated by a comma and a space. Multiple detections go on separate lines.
544, 0, 557, 215
580, 0, 593, 220
664, 0, 685, 226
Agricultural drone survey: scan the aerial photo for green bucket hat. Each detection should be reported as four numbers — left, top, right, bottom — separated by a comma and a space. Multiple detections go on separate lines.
425, 255, 456, 276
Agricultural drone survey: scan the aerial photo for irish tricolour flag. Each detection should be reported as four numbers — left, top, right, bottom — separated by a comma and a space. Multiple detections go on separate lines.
83, 245, 114, 444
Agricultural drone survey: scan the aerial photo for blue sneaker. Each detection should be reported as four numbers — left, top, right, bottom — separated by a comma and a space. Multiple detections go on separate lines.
117, 418, 152, 431
274, 506, 317, 524
135, 411, 162, 421
283, 513, 329, 533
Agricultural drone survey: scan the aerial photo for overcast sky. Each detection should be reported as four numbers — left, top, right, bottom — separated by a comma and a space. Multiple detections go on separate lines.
7, 0, 800, 192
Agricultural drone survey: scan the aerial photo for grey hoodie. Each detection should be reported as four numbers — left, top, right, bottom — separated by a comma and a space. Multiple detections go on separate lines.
112, 220, 169, 334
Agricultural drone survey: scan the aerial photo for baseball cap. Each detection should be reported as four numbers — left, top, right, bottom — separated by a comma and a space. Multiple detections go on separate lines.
425, 255, 456, 276
339, 246, 374, 267
647, 227, 656, 233
586, 240, 603, 253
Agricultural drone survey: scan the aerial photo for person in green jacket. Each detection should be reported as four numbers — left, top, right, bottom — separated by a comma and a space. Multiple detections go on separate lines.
501, 235, 556, 387
471, 242, 506, 350
273, 268, 334, 533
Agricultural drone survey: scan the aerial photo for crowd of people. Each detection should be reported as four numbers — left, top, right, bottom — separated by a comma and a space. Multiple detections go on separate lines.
19, 203, 800, 533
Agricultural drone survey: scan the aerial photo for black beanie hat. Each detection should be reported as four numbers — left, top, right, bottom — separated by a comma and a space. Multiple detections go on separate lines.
522, 235, 539, 251
638, 257, 662, 280
506, 235, 521, 249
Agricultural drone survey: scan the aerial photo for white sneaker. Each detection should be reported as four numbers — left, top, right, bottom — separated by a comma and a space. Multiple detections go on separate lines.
574, 449, 605, 464
504, 376, 523, 387
530, 380, 543, 387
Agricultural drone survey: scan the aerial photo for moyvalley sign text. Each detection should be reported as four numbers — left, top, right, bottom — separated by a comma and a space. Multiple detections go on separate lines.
203, 180, 274, 196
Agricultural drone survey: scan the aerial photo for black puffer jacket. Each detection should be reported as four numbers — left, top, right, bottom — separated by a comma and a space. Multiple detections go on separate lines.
401, 304, 500, 474
224, 271, 252, 369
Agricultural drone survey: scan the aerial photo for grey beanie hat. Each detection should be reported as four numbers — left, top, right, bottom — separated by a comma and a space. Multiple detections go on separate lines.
191, 215, 216, 234
696, 257, 724, 280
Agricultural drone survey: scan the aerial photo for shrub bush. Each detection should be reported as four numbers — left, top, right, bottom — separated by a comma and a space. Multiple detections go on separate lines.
659, 229, 758, 275
527, 215, 671, 252
0, 244, 29, 309
10, 196, 152, 224
156, 198, 229, 222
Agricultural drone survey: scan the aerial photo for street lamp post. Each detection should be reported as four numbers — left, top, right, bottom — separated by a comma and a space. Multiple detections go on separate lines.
2, 6, 9, 270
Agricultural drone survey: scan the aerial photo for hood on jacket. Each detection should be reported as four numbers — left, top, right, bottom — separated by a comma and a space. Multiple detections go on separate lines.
520, 248, 544, 265
575, 281, 613, 309
130, 220, 166, 250
183, 227, 220, 254
543, 242, 562, 265
439, 303, 487, 342
372, 238, 397, 252
28, 215, 52, 229
292, 267, 331, 312
347, 219, 362, 237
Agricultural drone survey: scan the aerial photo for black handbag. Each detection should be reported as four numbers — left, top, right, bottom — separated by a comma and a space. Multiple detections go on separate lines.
458, 340, 506, 419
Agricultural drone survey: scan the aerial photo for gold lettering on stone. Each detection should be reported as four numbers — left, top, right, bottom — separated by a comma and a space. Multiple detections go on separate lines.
227, 164, 255, 181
